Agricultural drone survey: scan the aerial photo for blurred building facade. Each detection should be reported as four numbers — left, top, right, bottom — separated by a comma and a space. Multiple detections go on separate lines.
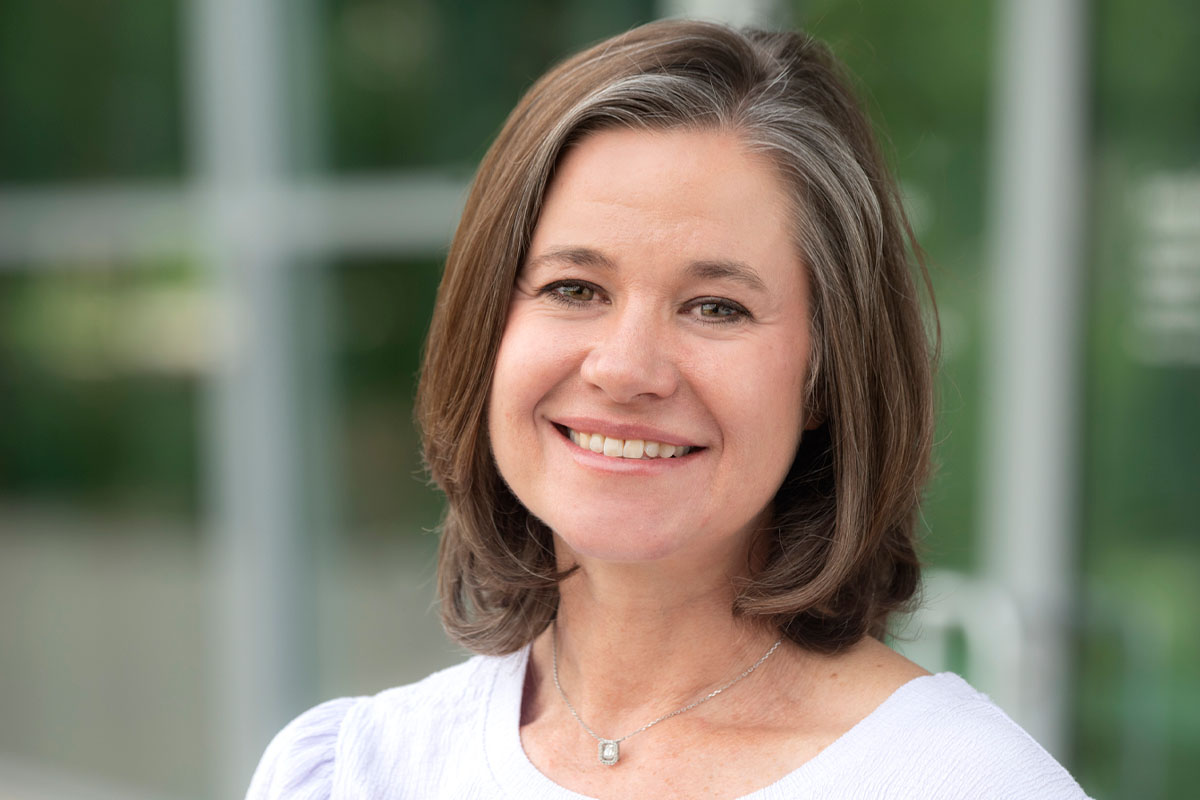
0, 1, 1197, 798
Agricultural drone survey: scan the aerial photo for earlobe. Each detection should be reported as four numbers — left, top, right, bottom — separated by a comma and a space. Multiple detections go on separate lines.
803, 411, 825, 431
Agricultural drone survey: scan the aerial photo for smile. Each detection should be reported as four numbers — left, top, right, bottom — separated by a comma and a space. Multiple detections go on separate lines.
561, 426, 694, 459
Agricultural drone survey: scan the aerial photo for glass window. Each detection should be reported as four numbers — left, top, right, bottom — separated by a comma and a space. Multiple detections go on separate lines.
0, 264, 210, 798
797, 0, 994, 569
0, 0, 184, 182
315, 0, 657, 172
1075, 1, 1200, 796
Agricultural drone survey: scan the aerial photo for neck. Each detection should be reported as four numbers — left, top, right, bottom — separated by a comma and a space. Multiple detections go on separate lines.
535, 546, 781, 737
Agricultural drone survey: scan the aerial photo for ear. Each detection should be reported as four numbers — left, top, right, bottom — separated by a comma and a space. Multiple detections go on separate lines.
803, 410, 825, 431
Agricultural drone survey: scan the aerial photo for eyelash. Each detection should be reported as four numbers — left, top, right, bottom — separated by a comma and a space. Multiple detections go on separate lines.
537, 280, 753, 325
541, 280, 602, 307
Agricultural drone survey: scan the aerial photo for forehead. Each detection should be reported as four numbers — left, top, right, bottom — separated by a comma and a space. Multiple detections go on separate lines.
531, 127, 800, 270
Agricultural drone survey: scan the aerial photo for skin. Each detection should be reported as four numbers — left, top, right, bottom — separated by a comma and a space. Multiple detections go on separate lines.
487, 127, 927, 799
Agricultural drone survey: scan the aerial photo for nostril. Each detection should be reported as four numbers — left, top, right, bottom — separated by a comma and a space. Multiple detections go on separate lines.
580, 331, 678, 402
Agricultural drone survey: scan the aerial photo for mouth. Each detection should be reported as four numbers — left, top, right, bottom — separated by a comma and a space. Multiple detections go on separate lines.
553, 424, 700, 460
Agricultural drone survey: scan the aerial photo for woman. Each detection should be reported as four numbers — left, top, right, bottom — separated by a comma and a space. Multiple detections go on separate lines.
248, 19, 1090, 799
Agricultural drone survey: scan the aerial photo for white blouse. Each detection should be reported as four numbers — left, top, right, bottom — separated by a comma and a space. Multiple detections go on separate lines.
246, 645, 1091, 799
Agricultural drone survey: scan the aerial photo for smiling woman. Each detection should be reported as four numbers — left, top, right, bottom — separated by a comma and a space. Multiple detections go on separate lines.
247, 18, 1091, 800
488, 128, 812, 568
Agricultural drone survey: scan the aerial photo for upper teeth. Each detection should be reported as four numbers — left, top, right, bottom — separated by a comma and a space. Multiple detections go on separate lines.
568, 429, 691, 459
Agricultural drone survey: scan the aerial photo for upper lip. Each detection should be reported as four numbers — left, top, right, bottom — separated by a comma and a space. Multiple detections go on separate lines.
551, 416, 701, 448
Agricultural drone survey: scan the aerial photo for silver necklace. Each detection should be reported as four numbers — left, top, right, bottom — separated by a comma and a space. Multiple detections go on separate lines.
550, 623, 783, 766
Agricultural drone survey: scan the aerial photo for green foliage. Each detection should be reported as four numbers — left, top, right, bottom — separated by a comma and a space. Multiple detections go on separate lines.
794, 0, 995, 571
1096, 0, 1200, 167
0, 0, 183, 181
330, 256, 445, 535
317, 0, 656, 170
0, 267, 202, 517
0, 1, 1197, 795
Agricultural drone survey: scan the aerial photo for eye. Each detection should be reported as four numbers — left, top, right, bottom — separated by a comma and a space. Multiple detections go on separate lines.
689, 297, 752, 324
539, 280, 602, 305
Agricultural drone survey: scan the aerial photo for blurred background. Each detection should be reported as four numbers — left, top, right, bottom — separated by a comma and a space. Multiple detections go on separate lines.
0, 0, 1196, 797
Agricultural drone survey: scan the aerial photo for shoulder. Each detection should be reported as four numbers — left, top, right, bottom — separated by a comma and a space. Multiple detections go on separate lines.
244, 652, 517, 800
829, 673, 1091, 799
244, 695, 362, 800
347, 651, 501, 757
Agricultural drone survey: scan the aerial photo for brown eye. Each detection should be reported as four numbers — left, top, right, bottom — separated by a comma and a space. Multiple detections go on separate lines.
699, 301, 737, 318
690, 298, 750, 324
557, 283, 595, 301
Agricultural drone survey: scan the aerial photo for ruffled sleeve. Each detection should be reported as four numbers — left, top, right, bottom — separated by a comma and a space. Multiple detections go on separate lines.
245, 697, 360, 800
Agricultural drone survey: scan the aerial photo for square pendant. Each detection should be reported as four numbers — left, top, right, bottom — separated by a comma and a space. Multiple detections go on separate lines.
598, 739, 619, 765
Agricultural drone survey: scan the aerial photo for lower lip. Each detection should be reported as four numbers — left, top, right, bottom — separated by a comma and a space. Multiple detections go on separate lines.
554, 425, 699, 474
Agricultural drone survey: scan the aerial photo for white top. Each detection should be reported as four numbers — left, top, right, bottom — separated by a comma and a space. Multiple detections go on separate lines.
246, 646, 1092, 799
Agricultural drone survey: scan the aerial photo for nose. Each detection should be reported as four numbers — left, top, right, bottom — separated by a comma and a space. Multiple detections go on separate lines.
579, 307, 679, 403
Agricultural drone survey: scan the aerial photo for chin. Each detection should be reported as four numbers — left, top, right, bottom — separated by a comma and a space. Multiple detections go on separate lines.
548, 511, 751, 569
555, 532, 682, 565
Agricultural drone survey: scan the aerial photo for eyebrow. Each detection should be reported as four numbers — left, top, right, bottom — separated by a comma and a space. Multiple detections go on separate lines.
686, 259, 769, 293
526, 247, 615, 272
526, 247, 769, 294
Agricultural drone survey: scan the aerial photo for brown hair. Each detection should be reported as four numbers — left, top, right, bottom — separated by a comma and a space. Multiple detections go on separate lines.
416, 19, 936, 655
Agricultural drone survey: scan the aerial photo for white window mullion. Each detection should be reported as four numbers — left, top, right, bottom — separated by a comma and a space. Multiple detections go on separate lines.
187, 0, 312, 796
980, 0, 1088, 759
0, 176, 466, 268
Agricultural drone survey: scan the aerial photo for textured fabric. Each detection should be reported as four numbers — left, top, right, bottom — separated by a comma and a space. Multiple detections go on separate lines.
246, 646, 1091, 799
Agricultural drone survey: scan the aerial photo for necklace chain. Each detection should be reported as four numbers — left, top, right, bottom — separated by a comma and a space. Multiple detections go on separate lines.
550, 622, 782, 765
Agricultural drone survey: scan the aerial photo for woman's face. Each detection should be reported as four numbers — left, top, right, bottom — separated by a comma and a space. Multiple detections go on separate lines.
487, 127, 812, 570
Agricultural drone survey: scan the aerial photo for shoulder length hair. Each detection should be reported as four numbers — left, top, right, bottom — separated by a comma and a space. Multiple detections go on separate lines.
416, 19, 936, 655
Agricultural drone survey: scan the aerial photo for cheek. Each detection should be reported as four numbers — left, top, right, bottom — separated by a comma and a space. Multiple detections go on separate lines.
714, 338, 810, 474
488, 326, 530, 436
487, 329, 536, 495
487, 311, 576, 432
487, 314, 521, 436
723, 337, 809, 413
